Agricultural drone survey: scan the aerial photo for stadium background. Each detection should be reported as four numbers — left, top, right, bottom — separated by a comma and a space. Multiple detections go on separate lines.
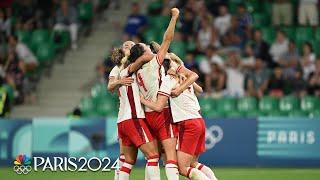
0, 0, 320, 179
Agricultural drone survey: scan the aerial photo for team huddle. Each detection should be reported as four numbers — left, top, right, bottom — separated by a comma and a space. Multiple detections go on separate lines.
107, 8, 218, 180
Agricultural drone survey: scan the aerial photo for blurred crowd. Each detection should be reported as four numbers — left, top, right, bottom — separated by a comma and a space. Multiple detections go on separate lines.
103, 0, 320, 99
0, 0, 102, 107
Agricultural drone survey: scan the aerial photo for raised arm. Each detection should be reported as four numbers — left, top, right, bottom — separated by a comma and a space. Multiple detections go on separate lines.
157, 8, 179, 64
172, 66, 199, 97
140, 95, 169, 112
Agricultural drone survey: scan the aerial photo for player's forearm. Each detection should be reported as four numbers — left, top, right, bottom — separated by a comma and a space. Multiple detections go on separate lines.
129, 54, 153, 74
141, 96, 168, 112
107, 79, 120, 92
163, 16, 178, 42
141, 100, 164, 112
178, 72, 199, 93
193, 82, 203, 94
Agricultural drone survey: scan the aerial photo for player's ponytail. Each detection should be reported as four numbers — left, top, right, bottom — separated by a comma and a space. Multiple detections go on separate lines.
163, 58, 171, 75
128, 44, 145, 64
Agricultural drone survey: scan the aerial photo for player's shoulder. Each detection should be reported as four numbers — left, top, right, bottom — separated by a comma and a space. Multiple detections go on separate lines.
146, 54, 159, 66
109, 65, 121, 78
111, 65, 120, 71
119, 66, 130, 77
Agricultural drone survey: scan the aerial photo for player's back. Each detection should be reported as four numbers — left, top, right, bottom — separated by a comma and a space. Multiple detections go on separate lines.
136, 54, 164, 112
158, 74, 201, 122
171, 85, 201, 122
117, 66, 145, 123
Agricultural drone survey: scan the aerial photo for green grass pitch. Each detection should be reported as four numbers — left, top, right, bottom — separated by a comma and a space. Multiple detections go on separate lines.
2, 167, 320, 180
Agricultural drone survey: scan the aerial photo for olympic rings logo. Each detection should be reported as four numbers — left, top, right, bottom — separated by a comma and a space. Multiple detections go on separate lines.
13, 165, 32, 175
205, 125, 223, 150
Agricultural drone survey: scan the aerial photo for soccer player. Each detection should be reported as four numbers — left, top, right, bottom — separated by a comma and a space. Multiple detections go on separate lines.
108, 41, 135, 180
140, 61, 218, 180
109, 41, 161, 180
111, 46, 162, 180
127, 8, 184, 180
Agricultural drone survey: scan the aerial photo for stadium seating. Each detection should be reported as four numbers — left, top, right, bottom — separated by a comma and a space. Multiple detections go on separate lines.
199, 97, 216, 117
300, 96, 320, 112
80, 96, 95, 116
216, 98, 237, 113
237, 96, 258, 113
261, 27, 275, 44
170, 41, 187, 59
78, 2, 94, 21
16, 30, 31, 45
252, 13, 269, 28
259, 96, 279, 114
142, 29, 158, 44
75, 0, 320, 119
30, 29, 51, 53
279, 96, 300, 113
281, 26, 296, 40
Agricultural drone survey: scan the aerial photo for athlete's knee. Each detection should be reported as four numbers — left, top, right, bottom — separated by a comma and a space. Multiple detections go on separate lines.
143, 144, 159, 158
145, 151, 160, 160
123, 156, 136, 165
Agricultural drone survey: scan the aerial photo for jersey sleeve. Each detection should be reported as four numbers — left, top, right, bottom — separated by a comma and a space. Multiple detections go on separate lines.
149, 55, 162, 69
119, 66, 130, 77
158, 75, 176, 97
109, 66, 120, 79
170, 61, 183, 73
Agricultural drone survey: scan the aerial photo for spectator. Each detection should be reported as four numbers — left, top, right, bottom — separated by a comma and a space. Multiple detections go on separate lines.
15, 0, 36, 30
308, 58, 320, 96
197, 16, 219, 51
193, 1, 213, 26
214, 5, 231, 36
8, 35, 38, 72
236, 3, 252, 28
53, 0, 79, 50
124, 2, 147, 37
0, 8, 11, 36
252, 29, 272, 66
205, 61, 226, 94
96, 60, 106, 84
199, 46, 223, 77
225, 52, 245, 97
205, 0, 227, 16
269, 30, 288, 64
300, 42, 316, 80
272, 0, 293, 26
180, 8, 195, 37
279, 40, 300, 79
290, 70, 307, 97
268, 67, 286, 97
223, 16, 245, 49
242, 43, 256, 69
4, 51, 25, 104
201, 46, 225, 93
184, 51, 199, 73
35, 0, 57, 28
246, 58, 270, 98
298, 0, 319, 26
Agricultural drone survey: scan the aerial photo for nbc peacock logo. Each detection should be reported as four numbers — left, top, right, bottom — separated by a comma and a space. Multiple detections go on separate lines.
13, 154, 32, 175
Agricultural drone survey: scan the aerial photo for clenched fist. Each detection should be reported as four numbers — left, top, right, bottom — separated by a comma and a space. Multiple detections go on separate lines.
171, 8, 180, 18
